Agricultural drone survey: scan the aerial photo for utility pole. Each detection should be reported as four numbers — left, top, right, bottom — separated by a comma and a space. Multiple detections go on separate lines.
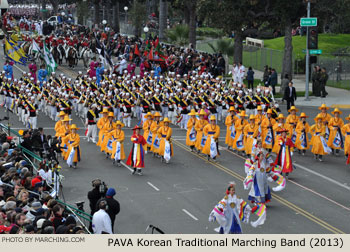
305, 0, 311, 100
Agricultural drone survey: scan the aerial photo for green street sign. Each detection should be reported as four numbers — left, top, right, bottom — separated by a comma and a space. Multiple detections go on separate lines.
300, 18, 317, 27
302, 49, 307, 53
310, 49, 322, 54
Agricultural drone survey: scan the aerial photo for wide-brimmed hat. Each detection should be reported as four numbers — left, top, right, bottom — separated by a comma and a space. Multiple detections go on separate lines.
132, 125, 142, 130
229, 106, 235, 112
249, 115, 255, 120
266, 108, 273, 114
71, 124, 79, 130
163, 117, 170, 123
239, 110, 247, 117
277, 113, 285, 120
198, 109, 206, 116
277, 128, 289, 133
108, 112, 114, 117
331, 108, 342, 115
188, 109, 197, 116
318, 104, 329, 110
59, 111, 65, 116
145, 112, 153, 118
100, 108, 109, 113
63, 115, 72, 122
210, 115, 216, 121
257, 106, 263, 111
288, 106, 299, 112
314, 114, 323, 122
299, 112, 309, 118
115, 121, 124, 127
153, 112, 161, 117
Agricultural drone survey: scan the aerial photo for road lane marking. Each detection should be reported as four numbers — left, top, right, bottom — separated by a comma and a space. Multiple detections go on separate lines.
173, 140, 345, 234
120, 161, 134, 172
147, 182, 160, 191
182, 209, 199, 221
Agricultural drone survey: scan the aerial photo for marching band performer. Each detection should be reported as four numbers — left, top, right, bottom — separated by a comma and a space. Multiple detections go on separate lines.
158, 118, 173, 164
126, 125, 147, 175
64, 124, 81, 169
243, 115, 259, 158
328, 108, 344, 156
195, 109, 209, 153
142, 112, 154, 152
261, 109, 276, 152
225, 106, 237, 150
109, 121, 126, 166
186, 109, 198, 151
295, 112, 310, 155
202, 115, 220, 161
310, 114, 331, 162
86, 104, 98, 143
233, 110, 248, 154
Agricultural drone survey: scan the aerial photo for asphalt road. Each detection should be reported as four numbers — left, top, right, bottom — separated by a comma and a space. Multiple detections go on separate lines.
1, 53, 350, 234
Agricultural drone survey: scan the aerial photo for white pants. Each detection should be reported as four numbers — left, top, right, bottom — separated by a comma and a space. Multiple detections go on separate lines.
73, 100, 78, 114
123, 113, 131, 127
217, 106, 223, 122
78, 103, 84, 118
50, 106, 57, 121
222, 109, 228, 121
180, 114, 189, 129
114, 108, 121, 121
87, 124, 97, 142
161, 106, 169, 119
246, 109, 255, 117
21, 110, 27, 125
0, 94, 4, 105
29, 116, 37, 129
169, 110, 177, 125
17, 107, 22, 121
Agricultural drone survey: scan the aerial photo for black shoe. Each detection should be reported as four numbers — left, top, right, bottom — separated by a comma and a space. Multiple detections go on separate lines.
298, 149, 301, 154
207, 155, 210, 161
132, 168, 136, 175
137, 169, 143, 176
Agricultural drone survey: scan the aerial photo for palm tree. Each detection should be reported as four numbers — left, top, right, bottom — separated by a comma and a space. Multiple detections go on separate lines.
166, 25, 189, 47
208, 39, 234, 74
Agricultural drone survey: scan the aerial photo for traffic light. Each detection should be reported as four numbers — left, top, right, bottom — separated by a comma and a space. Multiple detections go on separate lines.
308, 27, 318, 49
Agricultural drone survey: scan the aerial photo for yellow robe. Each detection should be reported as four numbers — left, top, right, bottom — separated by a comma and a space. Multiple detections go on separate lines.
109, 129, 126, 160
310, 123, 328, 155
327, 117, 344, 149
157, 126, 173, 156
225, 114, 238, 146
232, 119, 248, 150
54, 120, 64, 137
202, 124, 220, 155
100, 121, 116, 152
143, 119, 153, 148
195, 119, 208, 151
56, 124, 71, 159
186, 117, 198, 146
96, 117, 108, 146
295, 121, 310, 150
341, 124, 350, 156
150, 121, 164, 153
261, 117, 276, 149
316, 112, 332, 124
63, 133, 80, 163
243, 123, 259, 155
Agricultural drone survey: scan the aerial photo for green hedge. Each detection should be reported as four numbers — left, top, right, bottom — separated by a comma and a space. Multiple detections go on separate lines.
196, 27, 225, 38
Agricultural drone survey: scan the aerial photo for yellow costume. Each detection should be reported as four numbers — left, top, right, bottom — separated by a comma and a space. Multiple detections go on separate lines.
261, 110, 276, 149
150, 112, 163, 153
186, 110, 198, 147
109, 121, 126, 160
310, 116, 328, 156
202, 123, 220, 155
295, 113, 310, 150
341, 116, 350, 156
62, 124, 81, 164
327, 108, 344, 149
100, 113, 116, 152
232, 111, 248, 150
243, 117, 259, 155
272, 114, 291, 153
96, 109, 109, 146
195, 110, 208, 151
317, 104, 332, 124
142, 112, 153, 149
54, 111, 66, 137
157, 119, 173, 157
225, 107, 237, 147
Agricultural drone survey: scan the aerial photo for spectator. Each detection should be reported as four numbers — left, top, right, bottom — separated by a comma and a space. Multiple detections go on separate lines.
92, 200, 112, 234
269, 68, 278, 95
280, 74, 290, 95
97, 188, 120, 233
246, 67, 254, 90
283, 81, 297, 111
263, 65, 269, 84
319, 67, 329, 98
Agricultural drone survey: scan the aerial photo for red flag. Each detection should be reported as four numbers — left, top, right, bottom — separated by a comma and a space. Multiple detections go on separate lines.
134, 44, 140, 56
148, 47, 154, 61
153, 37, 159, 48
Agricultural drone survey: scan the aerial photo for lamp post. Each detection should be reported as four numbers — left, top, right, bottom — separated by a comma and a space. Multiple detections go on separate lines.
124, 6, 128, 24
144, 26, 149, 40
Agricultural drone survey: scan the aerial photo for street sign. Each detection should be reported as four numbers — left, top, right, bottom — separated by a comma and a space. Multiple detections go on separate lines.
310, 49, 322, 54
300, 17, 317, 27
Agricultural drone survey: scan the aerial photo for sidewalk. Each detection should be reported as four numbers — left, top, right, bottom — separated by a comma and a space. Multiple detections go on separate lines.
253, 69, 350, 108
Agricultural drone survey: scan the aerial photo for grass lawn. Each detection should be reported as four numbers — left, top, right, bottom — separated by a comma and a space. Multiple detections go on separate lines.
274, 91, 313, 99
327, 80, 350, 90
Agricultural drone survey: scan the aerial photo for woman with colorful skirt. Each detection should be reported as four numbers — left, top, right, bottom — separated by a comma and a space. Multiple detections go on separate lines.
109, 121, 126, 166
126, 125, 147, 175
341, 114, 350, 164
327, 108, 344, 156
142, 112, 153, 152
202, 115, 220, 161
186, 109, 198, 151
274, 128, 294, 178
158, 118, 173, 164
310, 114, 330, 162
225, 107, 237, 149
272, 114, 291, 153
243, 115, 259, 158
63, 124, 81, 169
195, 109, 208, 153
295, 112, 310, 155
261, 109, 276, 152
233, 110, 248, 154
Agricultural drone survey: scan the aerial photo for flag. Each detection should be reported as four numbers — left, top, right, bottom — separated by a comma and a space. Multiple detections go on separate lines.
4, 38, 28, 65
134, 44, 140, 56
32, 40, 41, 55
95, 36, 113, 67
148, 46, 154, 61
43, 43, 57, 75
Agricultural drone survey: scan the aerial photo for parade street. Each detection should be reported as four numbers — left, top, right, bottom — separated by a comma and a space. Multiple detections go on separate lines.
1, 55, 350, 234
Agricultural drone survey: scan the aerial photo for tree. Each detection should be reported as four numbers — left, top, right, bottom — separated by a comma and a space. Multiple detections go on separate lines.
159, 0, 168, 41
93, 0, 101, 25
48, 0, 59, 15
130, 0, 147, 37
185, 0, 197, 49
208, 39, 234, 74
166, 24, 189, 46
